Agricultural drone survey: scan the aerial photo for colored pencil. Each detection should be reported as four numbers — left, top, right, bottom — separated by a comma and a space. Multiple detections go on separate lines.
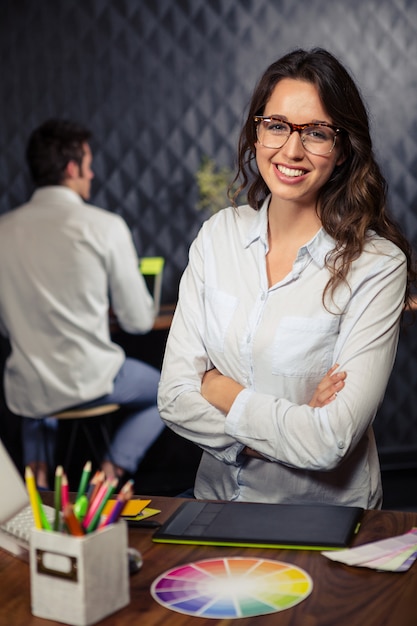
53, 465, 63, 531
82, 479, 110, 529
36, 492, 52, 531
76, 460, 92, 502
86, 470, 105, 507
24, 466, 42, 530
85, 478, 118, 533
61, 472, 69, 510
63, 503, 85, 536
99, 479, 134, 528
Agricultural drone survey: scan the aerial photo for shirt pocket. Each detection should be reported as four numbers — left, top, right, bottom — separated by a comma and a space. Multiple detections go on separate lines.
272, 316, 339, 377
204, 287, 238, 353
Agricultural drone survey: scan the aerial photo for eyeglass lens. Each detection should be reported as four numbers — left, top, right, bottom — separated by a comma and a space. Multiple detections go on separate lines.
257, 119, 337, 155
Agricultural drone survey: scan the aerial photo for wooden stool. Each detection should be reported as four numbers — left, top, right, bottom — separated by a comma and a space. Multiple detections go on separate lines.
53, 403, 121, 471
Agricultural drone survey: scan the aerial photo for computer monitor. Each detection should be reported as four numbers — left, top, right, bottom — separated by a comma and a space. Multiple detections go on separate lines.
139, 256, 165, 315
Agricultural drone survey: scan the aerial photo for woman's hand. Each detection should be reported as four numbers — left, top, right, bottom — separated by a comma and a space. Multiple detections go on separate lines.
243, 364, 346, 460
308, 364, 346, 408
201, 369, 262, 459
201, 368, 244, 413
202, 364, 346, 460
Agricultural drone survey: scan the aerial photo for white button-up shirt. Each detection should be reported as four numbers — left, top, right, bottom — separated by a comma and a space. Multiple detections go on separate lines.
0, 186, 155, 417
158, 198, 407, 508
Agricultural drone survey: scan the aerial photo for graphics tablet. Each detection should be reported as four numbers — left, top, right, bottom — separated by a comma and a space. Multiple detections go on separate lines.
152, 500, 363, 550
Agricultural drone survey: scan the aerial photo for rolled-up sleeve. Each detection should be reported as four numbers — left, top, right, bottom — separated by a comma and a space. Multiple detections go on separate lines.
158, 226, 245, 464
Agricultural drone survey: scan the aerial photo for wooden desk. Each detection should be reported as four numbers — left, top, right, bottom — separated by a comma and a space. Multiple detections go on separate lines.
152, 303, 175, 331
1, 497, 416, 626
109, 303, 175, 334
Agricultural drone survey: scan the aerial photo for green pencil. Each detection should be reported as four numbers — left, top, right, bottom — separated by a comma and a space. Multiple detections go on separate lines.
37, 492, 52, 531
76, 460, 92, 502
53, 465, 63, 531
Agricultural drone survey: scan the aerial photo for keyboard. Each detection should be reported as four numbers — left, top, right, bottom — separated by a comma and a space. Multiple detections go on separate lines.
0, 504, 55, 561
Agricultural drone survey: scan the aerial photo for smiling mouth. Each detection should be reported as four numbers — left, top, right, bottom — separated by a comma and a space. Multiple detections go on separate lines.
276, 164, 306, 178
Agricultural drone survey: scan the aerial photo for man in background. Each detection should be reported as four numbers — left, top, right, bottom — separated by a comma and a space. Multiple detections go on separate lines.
0, 119, 164, 487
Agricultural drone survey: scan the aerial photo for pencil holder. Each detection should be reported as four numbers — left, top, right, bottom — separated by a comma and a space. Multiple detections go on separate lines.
29, 521, 130, 626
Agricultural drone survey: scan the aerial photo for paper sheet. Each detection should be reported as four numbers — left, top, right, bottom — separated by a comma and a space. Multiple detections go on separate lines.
322, 528, 417, 571
102, 498, 151, 517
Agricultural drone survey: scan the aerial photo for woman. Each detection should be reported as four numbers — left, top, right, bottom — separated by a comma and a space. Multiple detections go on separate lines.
158, 48, 415, 508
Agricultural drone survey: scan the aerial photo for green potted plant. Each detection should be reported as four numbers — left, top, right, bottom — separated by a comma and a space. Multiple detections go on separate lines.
195, 155, 244, 215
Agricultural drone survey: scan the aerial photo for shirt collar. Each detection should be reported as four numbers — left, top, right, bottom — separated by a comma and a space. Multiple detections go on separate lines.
243, 194, 336, 268
244, 196, 270, 249
304, 227, 336, 268
31, 185, 84, 206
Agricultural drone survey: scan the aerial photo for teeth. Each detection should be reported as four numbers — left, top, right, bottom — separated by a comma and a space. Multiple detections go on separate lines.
277, 165, 305, 177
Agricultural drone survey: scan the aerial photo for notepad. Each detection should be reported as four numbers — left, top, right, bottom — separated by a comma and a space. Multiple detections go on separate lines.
152, 500, 363, 550
102, 499, 150, 518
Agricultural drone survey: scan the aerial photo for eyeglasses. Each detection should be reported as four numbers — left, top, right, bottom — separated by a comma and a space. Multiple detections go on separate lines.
254, 115, 342, 155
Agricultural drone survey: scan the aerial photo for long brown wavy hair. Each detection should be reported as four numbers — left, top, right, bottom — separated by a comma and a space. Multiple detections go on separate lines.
231, 47, 416, 310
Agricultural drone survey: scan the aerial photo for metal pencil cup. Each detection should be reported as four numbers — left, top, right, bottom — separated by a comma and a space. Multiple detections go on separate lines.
30, 521, 130, 626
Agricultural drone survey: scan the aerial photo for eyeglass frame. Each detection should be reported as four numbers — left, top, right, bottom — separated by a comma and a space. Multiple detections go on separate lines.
253, 115, 342, 155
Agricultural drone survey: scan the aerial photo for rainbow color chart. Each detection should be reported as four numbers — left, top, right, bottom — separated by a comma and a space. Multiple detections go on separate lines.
151, 557, 313, 619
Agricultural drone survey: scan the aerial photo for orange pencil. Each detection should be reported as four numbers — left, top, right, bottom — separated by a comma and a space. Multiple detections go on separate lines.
63, 503, 85, 536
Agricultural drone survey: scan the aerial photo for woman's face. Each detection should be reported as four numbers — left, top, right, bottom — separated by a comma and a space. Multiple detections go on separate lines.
255, 78, 344, 209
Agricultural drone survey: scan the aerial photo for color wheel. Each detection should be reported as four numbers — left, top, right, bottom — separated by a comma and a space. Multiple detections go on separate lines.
150, 557, 313, 619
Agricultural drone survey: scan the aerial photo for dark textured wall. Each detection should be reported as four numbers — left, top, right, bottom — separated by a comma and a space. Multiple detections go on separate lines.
0, 0, 417, 458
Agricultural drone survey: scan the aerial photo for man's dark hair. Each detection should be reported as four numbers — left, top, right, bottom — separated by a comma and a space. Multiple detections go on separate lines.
26, 119, 92, 186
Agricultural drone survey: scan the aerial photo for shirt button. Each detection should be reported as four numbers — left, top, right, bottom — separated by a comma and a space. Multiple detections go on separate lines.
261, 292, 266, 301
338, 441, 345, 449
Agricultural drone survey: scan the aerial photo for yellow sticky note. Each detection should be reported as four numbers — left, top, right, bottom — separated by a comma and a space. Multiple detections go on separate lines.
103, 498, 151, 517
134, 507, 161, 520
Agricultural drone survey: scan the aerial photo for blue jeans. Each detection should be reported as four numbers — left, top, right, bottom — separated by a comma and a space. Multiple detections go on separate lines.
22, 358, 165, 474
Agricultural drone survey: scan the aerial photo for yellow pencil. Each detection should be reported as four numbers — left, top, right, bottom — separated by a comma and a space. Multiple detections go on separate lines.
25, 466, 42, 530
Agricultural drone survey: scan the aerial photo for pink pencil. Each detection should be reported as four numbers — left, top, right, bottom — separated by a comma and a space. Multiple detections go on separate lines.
82, 479, 110, 530
61, 473, 69, 510
85, 479, 118, 533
